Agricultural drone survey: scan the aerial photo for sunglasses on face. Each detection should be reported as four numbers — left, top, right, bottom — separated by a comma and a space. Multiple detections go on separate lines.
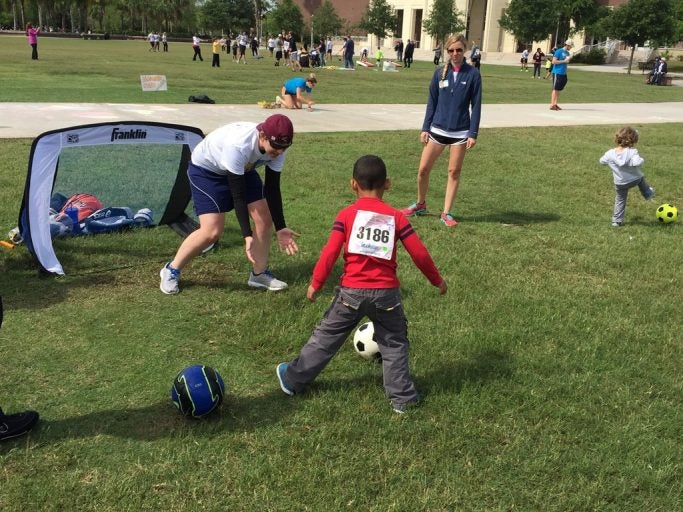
447, 48, 464, 54
270, 141, 291, 150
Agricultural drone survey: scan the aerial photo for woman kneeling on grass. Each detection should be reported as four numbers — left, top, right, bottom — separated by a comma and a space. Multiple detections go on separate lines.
277, 74, 317, 111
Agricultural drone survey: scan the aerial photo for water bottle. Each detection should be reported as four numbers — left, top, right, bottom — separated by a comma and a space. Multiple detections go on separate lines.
64, 207, 80, 234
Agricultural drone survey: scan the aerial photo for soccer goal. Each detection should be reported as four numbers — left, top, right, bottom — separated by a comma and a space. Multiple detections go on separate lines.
18, 122, 205, 275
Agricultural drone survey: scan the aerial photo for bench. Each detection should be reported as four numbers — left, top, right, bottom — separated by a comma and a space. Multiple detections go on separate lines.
638, 60, 655, 74
643, 74, 672, 86
81, 32, 106, 40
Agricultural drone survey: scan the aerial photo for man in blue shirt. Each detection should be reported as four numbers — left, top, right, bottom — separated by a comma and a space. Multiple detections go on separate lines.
550, 39, 573, 111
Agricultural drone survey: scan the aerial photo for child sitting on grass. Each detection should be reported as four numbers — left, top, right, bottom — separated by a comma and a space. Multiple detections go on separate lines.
599, 126, 655, 227
276, 155, 448, 414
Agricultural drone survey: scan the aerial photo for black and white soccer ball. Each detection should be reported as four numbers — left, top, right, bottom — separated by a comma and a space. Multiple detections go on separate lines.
352, 321, 381, 362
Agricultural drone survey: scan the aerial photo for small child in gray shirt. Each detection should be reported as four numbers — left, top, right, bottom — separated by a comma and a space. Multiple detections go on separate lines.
599, 126, 655, 226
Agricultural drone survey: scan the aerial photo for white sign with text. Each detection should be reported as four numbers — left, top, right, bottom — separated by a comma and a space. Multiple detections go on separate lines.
140, 75, 167, 92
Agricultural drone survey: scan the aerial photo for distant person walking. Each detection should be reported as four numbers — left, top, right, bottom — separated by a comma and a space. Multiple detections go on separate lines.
162, 32, 168, 52
433, 45, 441, 65
192, 34, 203, 61
212, 37, 221, 67
470, 42, 481, 69
544, 49, 555, 79
520, 48, 529, 71
318, 39, 327, 66
532, 48, 545, 78
394, 39, 403, 61
342, 36, 355, 69
274, 34, 283, 66
251, 35, 259, 57
403, 39, 415, 68
375, 46, 384, 67
238, 32, 248, 64
550, 39, 573, 110
26, 23, 40, 60
232, 38, 239, 61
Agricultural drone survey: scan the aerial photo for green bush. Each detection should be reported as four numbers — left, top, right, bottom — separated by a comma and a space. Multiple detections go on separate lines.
570, 48, 606, 65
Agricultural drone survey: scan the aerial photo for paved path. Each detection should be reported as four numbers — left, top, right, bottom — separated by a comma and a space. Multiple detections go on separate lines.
1, 102, 682, 138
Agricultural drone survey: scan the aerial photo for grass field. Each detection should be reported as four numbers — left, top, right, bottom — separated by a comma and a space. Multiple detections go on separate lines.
1, 35, 682, 511
1, 124, 682, 510
1, 34, 683, 105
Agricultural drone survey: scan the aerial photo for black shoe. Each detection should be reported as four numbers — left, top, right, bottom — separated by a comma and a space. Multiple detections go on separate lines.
0, 408, 40, 441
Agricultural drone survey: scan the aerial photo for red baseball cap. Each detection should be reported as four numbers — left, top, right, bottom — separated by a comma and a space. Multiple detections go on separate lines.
257, 114, 294, 149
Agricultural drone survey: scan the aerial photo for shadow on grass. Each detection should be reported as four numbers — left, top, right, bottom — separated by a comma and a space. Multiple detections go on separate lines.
409, 210, 559, 225
184, 256, 319, 293
0, 269, 118, 313
0, 231, 319, 312
461, 210, 561, 225
306, 348, 513, 398
4, 350, 513, 447
621, 215, 680, 229
417, 348, 513, 395
0, 233, 171, 313
19, 391, 298, 445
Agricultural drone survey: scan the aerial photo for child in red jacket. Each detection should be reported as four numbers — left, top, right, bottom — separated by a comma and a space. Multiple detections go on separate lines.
277, 155, 447, 413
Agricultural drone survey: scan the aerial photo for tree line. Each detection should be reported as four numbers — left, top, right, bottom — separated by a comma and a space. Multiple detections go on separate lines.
0, 0, 442, 43
500, 0, 681, 73
2, 0, 680, 62
0, 0, 199, 35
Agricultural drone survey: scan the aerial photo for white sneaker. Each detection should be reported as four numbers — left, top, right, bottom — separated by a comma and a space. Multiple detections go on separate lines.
275, 95, 283, 105
248, 269, 288, 291
160, 263, 180, 294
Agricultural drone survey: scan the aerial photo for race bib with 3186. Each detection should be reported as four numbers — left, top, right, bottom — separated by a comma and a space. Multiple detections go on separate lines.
347, 210, 395, 260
